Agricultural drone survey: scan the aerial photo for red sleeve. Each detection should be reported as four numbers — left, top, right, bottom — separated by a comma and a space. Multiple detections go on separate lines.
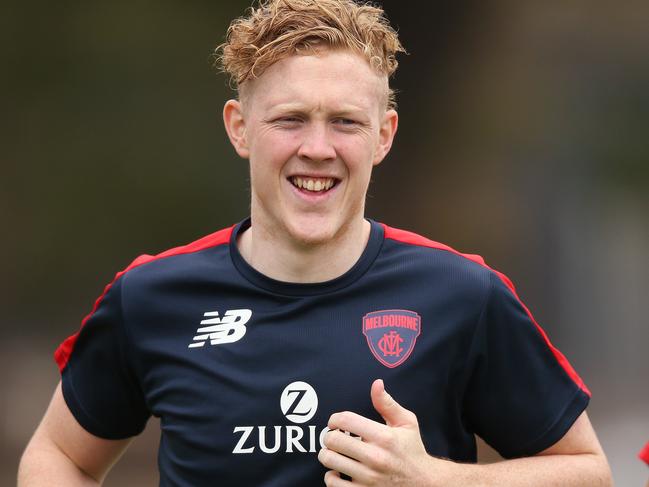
639, 441, 649, 466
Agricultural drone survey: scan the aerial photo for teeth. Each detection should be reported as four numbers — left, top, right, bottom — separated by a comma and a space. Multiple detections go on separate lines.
291, 177, 335, 192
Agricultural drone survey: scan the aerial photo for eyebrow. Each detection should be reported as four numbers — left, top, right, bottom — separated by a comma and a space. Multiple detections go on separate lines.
267, 102, 371, 116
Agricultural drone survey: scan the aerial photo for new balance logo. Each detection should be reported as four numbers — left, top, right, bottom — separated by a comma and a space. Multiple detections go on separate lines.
188, 309, 252, 348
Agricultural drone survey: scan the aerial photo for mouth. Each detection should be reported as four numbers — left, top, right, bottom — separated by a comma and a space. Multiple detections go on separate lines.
288, 176, 339, 194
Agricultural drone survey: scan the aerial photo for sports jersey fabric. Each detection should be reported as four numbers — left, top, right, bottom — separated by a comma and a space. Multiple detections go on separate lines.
55, 218, 590, 486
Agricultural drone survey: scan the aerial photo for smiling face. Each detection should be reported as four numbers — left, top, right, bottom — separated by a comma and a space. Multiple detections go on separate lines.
223, 49, 398, 247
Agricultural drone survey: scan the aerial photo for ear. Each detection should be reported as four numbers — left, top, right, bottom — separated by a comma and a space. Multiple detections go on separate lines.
223, 99, 249, 159
372, 109, 398, 166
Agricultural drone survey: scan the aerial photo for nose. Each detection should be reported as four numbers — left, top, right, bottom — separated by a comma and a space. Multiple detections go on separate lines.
297, 122, 336, 162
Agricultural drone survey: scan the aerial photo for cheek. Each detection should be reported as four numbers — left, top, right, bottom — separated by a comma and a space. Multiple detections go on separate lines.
249, 161, 279, 197
251, 133, 298, 168
248, 146, 293, 195
337, 131, 378, 159
337, 141, 375, 178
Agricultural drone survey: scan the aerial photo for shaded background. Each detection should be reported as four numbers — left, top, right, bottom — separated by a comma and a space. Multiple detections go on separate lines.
2, 0, 647, 484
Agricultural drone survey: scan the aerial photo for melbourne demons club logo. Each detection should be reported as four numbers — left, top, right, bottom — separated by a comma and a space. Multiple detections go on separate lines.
363, 310, 421, 368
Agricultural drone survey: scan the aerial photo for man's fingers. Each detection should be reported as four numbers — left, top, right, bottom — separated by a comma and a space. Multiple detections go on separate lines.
327, 381, 417, 440
318, 447, 374, 483
327, 410, 389, 443
370, 379, 418, 428
323, 469, 353, 486
322, 429, 378, 466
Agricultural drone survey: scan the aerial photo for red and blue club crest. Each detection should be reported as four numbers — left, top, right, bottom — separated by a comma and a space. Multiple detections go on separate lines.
363, 310, 421, 368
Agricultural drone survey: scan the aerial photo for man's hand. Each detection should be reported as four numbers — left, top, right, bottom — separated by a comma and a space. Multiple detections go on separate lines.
318, 379, 456, 486
318, 379, 612, 487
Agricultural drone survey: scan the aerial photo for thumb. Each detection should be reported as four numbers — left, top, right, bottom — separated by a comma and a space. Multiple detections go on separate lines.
371, 379, 417, 428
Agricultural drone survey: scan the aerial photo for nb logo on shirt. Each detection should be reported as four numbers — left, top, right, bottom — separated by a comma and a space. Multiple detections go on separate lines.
188, 309, 252, 348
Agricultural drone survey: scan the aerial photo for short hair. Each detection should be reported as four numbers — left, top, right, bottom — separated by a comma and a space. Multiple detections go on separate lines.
215, 0, 406, 109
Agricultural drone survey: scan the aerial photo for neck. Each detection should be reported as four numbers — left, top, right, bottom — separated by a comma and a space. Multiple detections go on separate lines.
237, 218, 371, 283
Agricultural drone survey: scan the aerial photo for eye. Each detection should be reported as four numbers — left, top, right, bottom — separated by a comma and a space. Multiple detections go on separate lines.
274, 116, 303, 124
332, 118, 364, 131
334, 118, 358, 126
270, 116, 304, 129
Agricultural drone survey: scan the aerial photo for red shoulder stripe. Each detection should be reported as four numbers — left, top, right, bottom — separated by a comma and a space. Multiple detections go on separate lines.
383, 224, 591, 397
54, 225, 235, 373
639, 441, 649, 465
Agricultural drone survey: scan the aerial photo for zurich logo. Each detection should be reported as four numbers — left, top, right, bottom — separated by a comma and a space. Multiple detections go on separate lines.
362, 309, 421, 368
232, 381, 326, 454
280, 381, 318, 424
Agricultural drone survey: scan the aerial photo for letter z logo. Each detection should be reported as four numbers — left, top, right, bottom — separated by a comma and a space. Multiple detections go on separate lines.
188, 309, 252, 348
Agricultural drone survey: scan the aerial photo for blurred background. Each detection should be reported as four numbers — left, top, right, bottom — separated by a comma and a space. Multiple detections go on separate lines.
1, 0, 647, 484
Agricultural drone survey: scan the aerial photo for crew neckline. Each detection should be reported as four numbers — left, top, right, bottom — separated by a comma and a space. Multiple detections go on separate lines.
229, 217, 384, 296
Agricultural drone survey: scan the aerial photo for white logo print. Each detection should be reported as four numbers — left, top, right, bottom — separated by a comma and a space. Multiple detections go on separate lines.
188, 309, 252, 348
280, 381, 318, 424
232, 381, 330, 454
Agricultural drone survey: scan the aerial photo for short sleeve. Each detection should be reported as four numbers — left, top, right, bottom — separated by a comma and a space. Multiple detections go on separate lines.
463, 271, 590, 458
639, 441, 649, 466
55, 276, 150, 439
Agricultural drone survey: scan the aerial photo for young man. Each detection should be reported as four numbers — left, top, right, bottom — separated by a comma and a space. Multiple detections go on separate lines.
19, 0, 612, 485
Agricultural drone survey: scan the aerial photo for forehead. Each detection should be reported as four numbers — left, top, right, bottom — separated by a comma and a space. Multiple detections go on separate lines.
242, 50, 388, 113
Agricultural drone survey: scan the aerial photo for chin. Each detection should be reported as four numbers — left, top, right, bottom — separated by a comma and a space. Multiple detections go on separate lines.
284, 217, 340, 247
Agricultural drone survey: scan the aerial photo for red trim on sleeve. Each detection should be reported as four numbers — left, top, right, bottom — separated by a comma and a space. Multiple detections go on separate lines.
54, 225, 235, 373
382, 224, 592, 397
639, 441, 649, 465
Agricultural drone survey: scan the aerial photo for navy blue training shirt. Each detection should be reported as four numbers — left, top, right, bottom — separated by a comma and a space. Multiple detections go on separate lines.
55, 218, 590, 486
